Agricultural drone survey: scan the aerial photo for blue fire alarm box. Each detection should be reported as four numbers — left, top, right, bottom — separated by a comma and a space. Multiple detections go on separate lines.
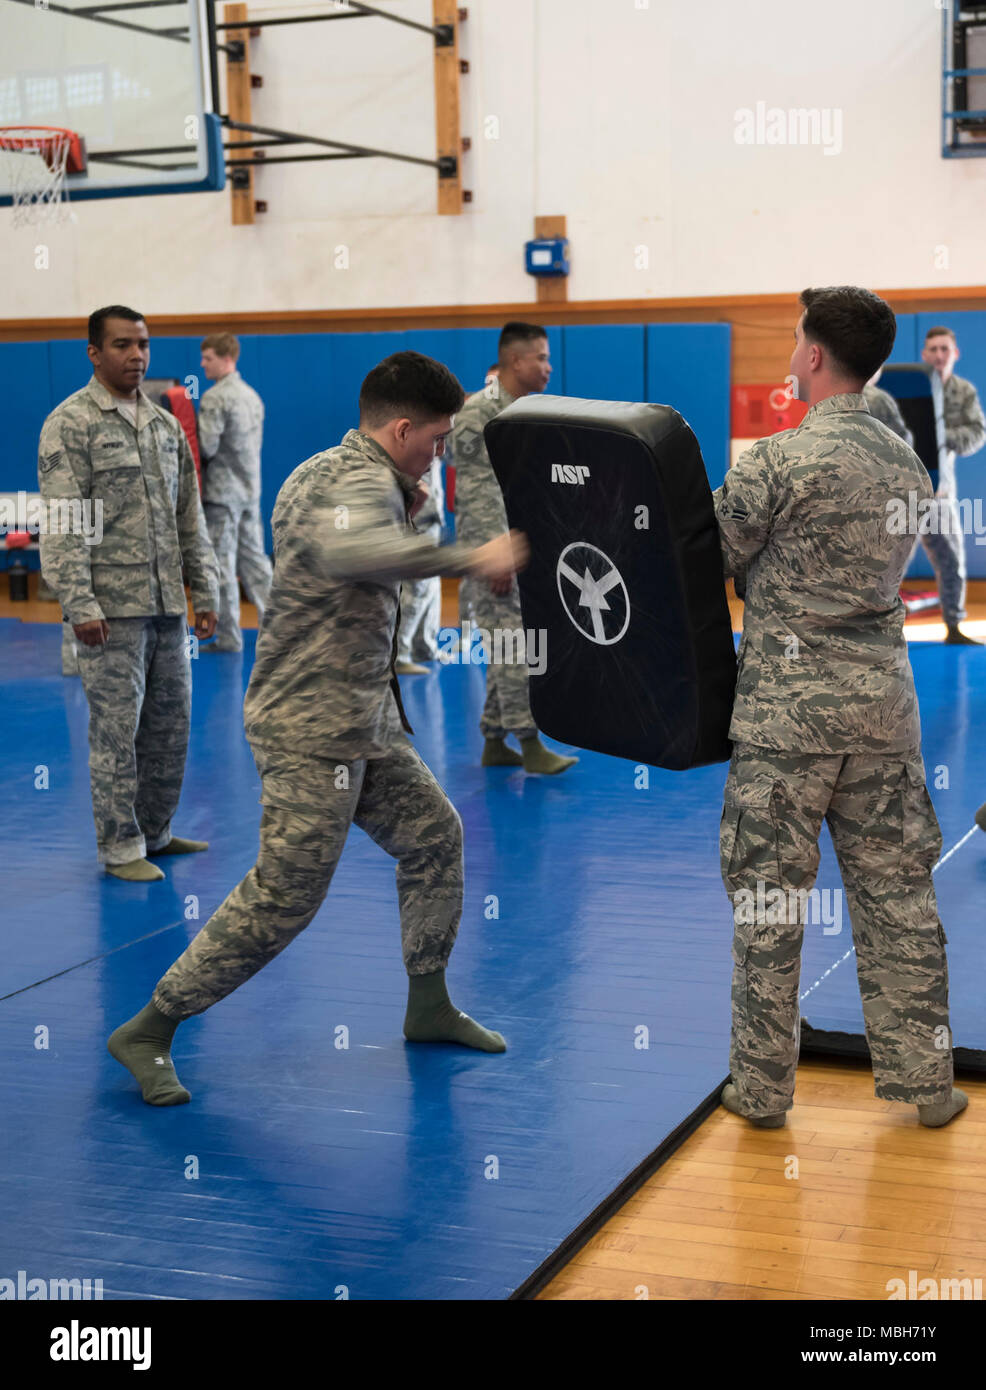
525, 237, 570, 277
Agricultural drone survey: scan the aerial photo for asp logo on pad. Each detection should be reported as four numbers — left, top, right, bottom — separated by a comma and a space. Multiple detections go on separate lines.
550, 464, 590, 485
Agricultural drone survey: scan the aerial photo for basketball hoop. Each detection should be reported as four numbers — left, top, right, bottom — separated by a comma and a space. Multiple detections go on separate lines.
0, 127, 87, 227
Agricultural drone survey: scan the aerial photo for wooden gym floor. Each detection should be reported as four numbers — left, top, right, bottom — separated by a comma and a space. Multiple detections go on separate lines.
538, 1056, 986, 1300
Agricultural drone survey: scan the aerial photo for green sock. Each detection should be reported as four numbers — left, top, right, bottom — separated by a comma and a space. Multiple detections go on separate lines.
403, 970, 506, 1052
107, 1001, 190, 1105
520, 736, 579, 775
106, 859, 165, 882
918, 1088, 968, 1127
481, 737, 523, 767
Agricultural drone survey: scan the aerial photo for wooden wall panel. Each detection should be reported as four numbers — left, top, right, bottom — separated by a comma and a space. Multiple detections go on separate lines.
5, 288, 986, 388
534, 215, 568, 304
224, 3, 254, 226
433, 0, 463, 214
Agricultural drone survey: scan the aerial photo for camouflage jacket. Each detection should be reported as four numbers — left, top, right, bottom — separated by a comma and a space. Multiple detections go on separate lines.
863, 384, 913, 447
448, 383, 516, 547
198, 369, 264, 507
714, 393, 932, 754
243, 429, 475, 760
38, 376, 219, 624
942, 373, 985, 458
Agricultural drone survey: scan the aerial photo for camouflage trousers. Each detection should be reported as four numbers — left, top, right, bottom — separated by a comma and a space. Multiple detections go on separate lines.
397, 525, 442, 662
152, 738, 464, 1020
76, 615, 191, 865
722, 743, 953, 1115
459, 576, 537, 742
203, 501, 273, 649
908, 489, 966, 624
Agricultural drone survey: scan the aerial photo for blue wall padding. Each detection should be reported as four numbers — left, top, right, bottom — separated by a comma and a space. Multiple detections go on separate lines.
0, 342, 52, 493
887, 312, 919, 364
562, 324, 646, 403
409, 327, 502, 396
3, 318, 728, 565
47, 338, 94, 409
646, 324, 732, 490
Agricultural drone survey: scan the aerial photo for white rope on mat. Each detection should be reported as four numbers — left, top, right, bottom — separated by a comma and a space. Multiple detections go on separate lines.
798, 822, 981, 1004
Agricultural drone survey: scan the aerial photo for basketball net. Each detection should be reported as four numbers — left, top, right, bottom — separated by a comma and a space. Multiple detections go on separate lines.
0, 129, 72, 227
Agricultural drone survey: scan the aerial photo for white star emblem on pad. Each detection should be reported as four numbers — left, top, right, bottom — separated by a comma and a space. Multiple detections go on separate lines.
556, 543, 630, 646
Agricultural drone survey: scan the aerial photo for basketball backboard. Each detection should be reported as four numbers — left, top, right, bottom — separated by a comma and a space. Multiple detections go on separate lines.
0, 0, 224, 205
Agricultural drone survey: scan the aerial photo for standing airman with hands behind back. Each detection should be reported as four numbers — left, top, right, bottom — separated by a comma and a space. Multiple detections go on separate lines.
38, 305, 219, 882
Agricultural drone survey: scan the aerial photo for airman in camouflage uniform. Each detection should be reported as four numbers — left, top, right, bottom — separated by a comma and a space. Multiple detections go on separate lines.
107, 351, 528, 1104
863, 382, 913, 446
395, 454, 444, 670
198, 339, 272, 652
452, 382, 537, 734
38, 308, 219, 879
716, 287, 963, 1129
915, 330, 986, 640
450, 323, 577, 774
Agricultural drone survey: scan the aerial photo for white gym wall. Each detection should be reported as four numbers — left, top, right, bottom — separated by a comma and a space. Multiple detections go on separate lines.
0, 0, 977, 318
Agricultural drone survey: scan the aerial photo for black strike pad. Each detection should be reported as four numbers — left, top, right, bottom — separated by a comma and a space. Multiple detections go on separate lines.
877, 364, 945, 487
485, 395, 736, 770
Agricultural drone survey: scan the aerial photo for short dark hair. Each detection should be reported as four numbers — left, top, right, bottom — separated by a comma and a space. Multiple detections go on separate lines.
799, 286, 896, 382
499, 321, 548, 358
925, 325, 957, 345
88, 305, 146, 348
358, 351, 465, 428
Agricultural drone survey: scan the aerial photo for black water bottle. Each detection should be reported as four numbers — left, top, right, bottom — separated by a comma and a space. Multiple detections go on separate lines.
7, 556, 29, 601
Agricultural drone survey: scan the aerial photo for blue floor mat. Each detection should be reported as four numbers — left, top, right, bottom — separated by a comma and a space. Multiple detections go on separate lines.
0, 619, 733, 1300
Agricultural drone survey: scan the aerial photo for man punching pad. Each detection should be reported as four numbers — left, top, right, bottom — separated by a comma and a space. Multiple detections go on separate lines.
484, 395, 736, 770
877, 365, 946, 487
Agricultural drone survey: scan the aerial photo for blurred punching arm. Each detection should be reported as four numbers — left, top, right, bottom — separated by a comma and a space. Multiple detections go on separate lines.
295, 471, 479, 584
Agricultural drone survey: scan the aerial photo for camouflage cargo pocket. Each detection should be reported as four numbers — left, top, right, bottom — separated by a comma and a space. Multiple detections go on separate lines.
720, 779, 783, 891
254, 749, 363, 827
901, 760, 943, 881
